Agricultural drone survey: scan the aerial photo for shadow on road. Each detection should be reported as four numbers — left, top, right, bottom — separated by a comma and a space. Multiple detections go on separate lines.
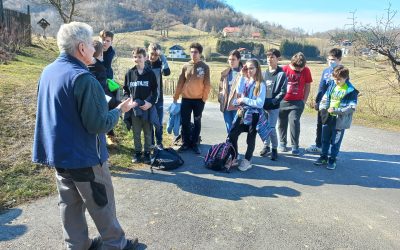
112, 142, 400, 200
0, 208, 27, 241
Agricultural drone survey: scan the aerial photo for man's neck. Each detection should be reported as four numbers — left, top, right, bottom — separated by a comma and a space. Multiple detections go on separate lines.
269, 64, 277, 71
136, 64, 144, 73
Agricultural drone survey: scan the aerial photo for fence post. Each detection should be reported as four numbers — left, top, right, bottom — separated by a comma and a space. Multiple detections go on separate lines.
0, 0, 4, 24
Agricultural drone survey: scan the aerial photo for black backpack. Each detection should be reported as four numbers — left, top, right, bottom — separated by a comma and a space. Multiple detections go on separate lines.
150, 147, 184, 173
173, 122, 201, 146
204, 140, 236, 172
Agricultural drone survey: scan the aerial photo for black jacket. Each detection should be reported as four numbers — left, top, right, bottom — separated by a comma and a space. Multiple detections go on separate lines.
123, 65, 158, 105
263, 66, 288, 110
146, 58, 171, 103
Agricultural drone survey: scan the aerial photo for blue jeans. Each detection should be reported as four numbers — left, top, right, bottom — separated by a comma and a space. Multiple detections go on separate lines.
264, 108, 279, 149
223, 110, 237, 133
321, 116, 345, 160
151, 101, 164, 146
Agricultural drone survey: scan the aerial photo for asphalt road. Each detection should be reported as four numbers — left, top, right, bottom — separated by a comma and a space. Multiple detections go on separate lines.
1, 96, 400, 249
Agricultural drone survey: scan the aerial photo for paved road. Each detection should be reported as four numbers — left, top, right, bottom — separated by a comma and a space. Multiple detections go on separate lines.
1, 97, 400, 249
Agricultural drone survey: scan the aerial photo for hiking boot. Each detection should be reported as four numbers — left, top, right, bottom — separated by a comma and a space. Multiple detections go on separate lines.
238, 159, 252, 171
271, 148, 278, 161
192, 144, 201, 154
305, 144, 322, 153
314, 156, 328, 166
279, 144, 289, 152
132, 152, 142, 163
123, 238, 139, 250
177, 144, 190, 152
327, 157, 337, 170
88, 236, 102, 250
143, 151, 151, 164
260, 145, 270, 157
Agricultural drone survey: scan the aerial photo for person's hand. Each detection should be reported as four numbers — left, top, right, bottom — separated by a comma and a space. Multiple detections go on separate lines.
236, 97, 244, 104
117, 98, 135, 113
328, 107, 335, 113
240, 65, 248, 76
140, 101, 153, 110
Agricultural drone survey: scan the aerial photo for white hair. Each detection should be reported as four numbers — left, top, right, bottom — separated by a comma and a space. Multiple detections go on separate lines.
57, 22, 93, 55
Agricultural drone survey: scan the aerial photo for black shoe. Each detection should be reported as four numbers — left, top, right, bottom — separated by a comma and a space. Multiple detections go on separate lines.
271, 148, 278, 161
192, 144, 201, 154
156, 143, 164, 149
260, 145, 270, 156
88, 236, 102, 250
314, 156, 328, 166
327, 157, 337, 170
123, 238, 139, 250
178, 144, 190, 152
143, 151, 151, 164
132, 152, 142, 163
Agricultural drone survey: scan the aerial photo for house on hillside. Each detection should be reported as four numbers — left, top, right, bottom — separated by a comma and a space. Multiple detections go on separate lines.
237, 48, 252, 60
168, 45, 186, 59
251, 32, 261, 39
223, 26, 240, 37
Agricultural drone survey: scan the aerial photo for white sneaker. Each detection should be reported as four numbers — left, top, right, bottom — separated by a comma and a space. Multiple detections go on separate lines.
305, 144, 322, 153
238, 159, 252, 171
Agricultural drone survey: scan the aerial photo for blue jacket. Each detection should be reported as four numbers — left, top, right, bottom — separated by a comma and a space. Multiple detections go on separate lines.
103, 46, 115, 79
315, 66, 334, 109
319, 79, 359, 129
167, 102, 181, 137
32, 53, 119, 169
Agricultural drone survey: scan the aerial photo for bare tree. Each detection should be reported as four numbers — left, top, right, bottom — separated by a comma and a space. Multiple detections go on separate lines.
152, 10, 176, 37
351, 3, 400, 94
42, 0, 84, 23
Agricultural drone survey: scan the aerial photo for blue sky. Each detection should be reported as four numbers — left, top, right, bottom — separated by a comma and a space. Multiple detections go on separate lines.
225, 0, 400, 33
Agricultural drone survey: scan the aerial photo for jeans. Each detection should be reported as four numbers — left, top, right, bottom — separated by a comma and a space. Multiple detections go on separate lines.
321, 116, 345, 159
228, 113, 259, 161
264, 108, 279, 149
315, 110, 323, 148
278, 102, 305, 149
223, 110, 237, 133
181, 98, 205, 147
151, 101, 164, 145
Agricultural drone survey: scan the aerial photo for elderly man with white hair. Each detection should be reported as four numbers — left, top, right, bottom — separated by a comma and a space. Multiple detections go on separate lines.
32, 22, 138, 250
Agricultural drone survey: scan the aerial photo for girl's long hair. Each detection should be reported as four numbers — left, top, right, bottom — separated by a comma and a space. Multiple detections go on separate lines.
247, 59, 263, 97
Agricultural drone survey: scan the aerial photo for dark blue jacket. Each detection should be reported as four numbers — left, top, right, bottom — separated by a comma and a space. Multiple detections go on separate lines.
103, 46, 115, 79
32, 53, 119, 169
315, 66, 334, 109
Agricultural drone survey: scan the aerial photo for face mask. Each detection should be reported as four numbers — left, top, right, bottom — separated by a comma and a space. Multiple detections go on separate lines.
329, 61, 338, 68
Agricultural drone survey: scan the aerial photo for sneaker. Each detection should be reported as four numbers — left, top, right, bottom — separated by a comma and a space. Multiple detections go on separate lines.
106, 135, 115, 145
313, 156, 328, 166
132, 152, 142, 163
177, 144, 190, 152
271, 148, 278, 161
156, 143, 164, 149
326, 158, 337, 170
238, 159, 252, 171
88, 236, 102, 250
279, 144, 289, 152
259, 145, 270, 157
292, 148, 301, 156
123, 238, 139, 250
192, 144, 201, 154
305, 144, 322, 153
143, 151, 151, 164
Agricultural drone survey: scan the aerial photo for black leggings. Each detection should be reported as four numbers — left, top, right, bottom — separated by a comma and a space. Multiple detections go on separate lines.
228, 113, 259, 161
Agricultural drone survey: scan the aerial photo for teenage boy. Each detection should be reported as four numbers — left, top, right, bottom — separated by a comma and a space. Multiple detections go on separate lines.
123, 48, 158, 164
279, 52, 313, 155
99, 30, 119, 144
306, 48, 343, 153
259, 48, 287, 160
173, 42, 211, 154
314, 65, 358, 170
147, 43, 171, 149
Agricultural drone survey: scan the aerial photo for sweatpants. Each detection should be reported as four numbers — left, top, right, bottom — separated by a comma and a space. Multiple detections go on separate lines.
55, 162, 127, 250
181, 98, 205, 147
278, 101, 305, 149
131, 116, 152, 153
228, 113, 259, 161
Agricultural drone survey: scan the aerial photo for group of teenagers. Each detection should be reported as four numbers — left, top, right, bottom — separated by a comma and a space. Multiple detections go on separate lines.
113, 38, 359, 172
32, 21, 358, 249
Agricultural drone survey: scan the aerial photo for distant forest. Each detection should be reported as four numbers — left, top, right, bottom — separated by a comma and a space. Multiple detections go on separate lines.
4, 0, 301, 38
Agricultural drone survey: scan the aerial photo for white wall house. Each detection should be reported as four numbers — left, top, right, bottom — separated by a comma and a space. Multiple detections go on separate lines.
168, 45, 186, 59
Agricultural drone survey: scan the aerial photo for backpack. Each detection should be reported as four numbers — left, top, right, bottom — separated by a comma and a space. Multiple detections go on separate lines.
173, 122, 201, 146
204, 140, 236, 172
150, 147, 184, 173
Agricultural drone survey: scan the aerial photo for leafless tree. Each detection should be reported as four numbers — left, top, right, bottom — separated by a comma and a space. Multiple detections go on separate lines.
42, 0, 84, 23
351, 3, 400, 94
